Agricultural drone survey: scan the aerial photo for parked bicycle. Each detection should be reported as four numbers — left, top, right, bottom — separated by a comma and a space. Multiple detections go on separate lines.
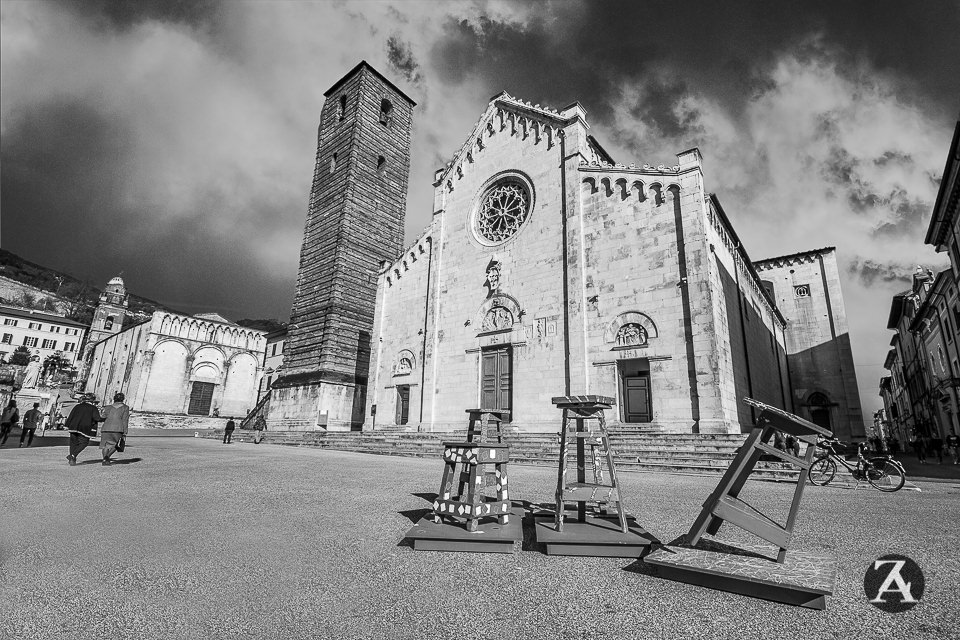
809, 436, 906, 492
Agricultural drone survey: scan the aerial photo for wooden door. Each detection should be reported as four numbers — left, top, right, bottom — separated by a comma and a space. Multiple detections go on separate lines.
481, 347, 511, 413
395, 385, 410, 425
188, 381, 215, 416
623, 374, 651, 423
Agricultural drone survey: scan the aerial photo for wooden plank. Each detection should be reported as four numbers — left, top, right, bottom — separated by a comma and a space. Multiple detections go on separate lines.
714, 496, 790, 548
754, 441, 812, 469
551, 395, 614, 407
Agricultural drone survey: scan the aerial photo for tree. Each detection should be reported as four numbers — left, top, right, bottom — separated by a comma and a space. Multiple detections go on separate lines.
43, 352, 71, 378
10, 346, 31, 366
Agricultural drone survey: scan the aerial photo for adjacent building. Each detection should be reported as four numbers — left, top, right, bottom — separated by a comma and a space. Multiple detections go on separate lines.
0, 305, 86, 367
258, 327, 287, 403
85, 310, 266, 417
754, 248, 866, 438
882, 118, 960, 442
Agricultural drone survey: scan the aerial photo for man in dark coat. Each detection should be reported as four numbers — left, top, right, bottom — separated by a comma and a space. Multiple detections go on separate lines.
223, 418, 236, 444
65, 394, 103, 465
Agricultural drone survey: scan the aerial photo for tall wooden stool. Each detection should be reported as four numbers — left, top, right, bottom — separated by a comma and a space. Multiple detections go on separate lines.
553, 395, 628, 534
433, 409, 511, 532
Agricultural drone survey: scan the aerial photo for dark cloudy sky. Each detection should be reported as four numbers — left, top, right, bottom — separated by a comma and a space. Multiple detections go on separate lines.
2, 0, 959, 414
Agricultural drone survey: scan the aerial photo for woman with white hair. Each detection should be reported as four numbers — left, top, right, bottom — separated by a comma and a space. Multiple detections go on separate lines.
100, 392, 130, 466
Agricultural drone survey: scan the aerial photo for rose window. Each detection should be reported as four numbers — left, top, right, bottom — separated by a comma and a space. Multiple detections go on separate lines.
476, 180, 530, 243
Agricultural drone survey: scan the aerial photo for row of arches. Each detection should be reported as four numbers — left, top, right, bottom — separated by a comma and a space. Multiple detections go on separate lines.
157, 314, 263, 351
582, 176, 681, 205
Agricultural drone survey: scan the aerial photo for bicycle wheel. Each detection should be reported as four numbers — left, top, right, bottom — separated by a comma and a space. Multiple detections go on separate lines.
808, 456, 836, 486
867, 460, 906, 493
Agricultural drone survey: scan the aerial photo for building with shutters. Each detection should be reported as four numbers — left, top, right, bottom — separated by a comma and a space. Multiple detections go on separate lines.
272, 62, 866, 438
0, 305, 86, 367
85, 310, 266, 417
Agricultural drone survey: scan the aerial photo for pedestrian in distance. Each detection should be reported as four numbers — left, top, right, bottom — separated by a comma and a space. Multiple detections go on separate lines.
911, 434, 926, 464
65, 394, 104, 466
930, 433, 944, 464
946, 429, 960, 465
100, 392, 130, 466
253, 414, 266, 444
223, 418, 236, 444
19, 402, 42, 447
0, 399, 19, 447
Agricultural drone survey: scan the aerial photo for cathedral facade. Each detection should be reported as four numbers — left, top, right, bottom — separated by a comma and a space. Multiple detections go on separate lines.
273, 63, 866, 439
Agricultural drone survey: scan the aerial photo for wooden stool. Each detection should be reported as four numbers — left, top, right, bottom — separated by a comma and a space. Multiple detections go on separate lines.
433, 409, 511, 532
552, 395, 627, 534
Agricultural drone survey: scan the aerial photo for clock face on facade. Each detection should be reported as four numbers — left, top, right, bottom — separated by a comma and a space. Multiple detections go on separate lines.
474, 178, 531, 244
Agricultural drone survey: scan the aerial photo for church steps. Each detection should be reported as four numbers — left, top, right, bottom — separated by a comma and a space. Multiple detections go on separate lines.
201, 430, 801, 480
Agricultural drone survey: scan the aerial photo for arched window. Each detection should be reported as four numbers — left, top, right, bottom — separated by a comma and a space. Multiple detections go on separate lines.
337, 94, 346, 121
329, 152, 337, 174
379, 98, 393, 126
377, 155, 386, 176
104, 316, 114, 331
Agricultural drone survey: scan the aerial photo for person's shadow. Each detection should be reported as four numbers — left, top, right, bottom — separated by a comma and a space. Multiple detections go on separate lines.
76, 457, 143, 466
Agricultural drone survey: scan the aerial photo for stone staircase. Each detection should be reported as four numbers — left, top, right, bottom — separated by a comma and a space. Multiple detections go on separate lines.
201, 429, 802, 481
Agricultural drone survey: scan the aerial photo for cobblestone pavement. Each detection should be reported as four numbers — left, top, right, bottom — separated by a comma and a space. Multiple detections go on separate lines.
1, 437, 958, 640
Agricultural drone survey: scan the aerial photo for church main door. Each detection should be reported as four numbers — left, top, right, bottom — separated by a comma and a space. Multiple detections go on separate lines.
480, 346, 512, 415
619, 359, 652, 423
188, 381, 215, 415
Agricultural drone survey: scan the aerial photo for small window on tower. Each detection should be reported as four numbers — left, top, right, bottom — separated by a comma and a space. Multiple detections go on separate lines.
377, 155, 386, 176
379, 98, 393, 126
104, 316, 114, 331
337, 94, 346, 121
794, 284, 811, 298
330, 153, 337, 174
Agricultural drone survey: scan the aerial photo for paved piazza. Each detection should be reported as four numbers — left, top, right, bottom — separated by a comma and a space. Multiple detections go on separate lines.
2, 436, 958, 640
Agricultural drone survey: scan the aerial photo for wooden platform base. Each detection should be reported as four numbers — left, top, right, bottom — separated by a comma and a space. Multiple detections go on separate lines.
405, 506, 524, 554
644, 537, 836, 609
533, 512, 656, 557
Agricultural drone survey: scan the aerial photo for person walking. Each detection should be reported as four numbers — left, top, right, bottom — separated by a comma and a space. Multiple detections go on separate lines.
253, 414, 266, 444
65, 394, 103, 466
100, 392, 130, 466
223, 418, 235, 444
930, 433, 945, 464
19, 402, 42, 447
946, 429, 960, 465
911, 434, 927, 464
0, 400, 19, 447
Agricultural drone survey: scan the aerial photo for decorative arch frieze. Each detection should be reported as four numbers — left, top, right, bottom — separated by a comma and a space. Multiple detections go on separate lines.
604, 311, 659, 348
394, 349, 416, 376
475, 293, 522, 335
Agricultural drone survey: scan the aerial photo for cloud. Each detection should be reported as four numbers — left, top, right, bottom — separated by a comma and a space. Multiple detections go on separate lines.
386, 36, 422, 85
848, 259, 920, 288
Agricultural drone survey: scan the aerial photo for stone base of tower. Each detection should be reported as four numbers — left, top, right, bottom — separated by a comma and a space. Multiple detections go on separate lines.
265, 374, 366, 431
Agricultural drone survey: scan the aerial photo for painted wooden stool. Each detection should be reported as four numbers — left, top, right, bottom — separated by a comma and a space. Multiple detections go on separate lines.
433, 409, 511, 532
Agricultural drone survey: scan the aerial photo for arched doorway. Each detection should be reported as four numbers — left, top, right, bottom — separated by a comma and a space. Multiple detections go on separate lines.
808, 392, 831, 430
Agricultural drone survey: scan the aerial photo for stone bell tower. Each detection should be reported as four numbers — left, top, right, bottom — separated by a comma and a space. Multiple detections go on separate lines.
268, 61, 415, 430
84, 276, 128, 358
